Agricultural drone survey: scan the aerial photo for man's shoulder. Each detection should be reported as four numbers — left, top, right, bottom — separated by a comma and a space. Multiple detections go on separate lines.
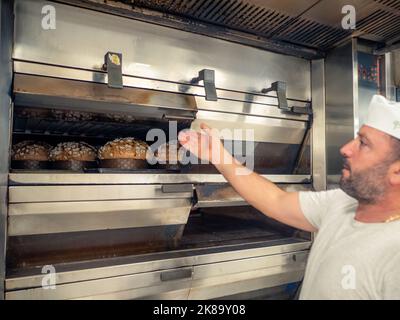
310, 188, 357, 205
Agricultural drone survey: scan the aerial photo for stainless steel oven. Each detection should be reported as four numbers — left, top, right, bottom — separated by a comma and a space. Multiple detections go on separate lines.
0, 0, 332, 300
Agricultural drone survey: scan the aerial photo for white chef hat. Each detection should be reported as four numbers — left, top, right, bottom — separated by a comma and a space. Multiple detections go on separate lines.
364, 95, 400, 140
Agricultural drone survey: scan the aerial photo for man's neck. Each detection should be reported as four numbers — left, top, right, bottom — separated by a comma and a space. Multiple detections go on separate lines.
355, 192, 400, 223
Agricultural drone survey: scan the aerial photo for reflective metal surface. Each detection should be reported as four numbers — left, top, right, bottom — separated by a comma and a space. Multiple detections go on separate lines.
14, 61, 311, 122
195, 184, 311, 208
192, 110, 307, 144
394, 50, 400, 91
6, 239, 309, 299
9, 185, 193, 203
325, 41, 357, 184
9, 173, 311, 185
385, 52, 396, 100
9, 198, 192, 236
14, 74, 198, 121
311, 59, 327, 191
0, 0, 13, 300
6, 239, 310, 290
14, 0, 311, 101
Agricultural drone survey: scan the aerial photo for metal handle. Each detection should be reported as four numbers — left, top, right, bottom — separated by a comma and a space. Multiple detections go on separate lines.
161, 184, 193, 194
261, 81, 290, 111
191, 69, 218, 101
103, 52, 123, 89
162, 114, 195, 121
160, 268, 193, 282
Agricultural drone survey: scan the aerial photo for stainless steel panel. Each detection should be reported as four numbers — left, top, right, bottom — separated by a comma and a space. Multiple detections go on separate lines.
385, 52, 396, 100
6, 239, 310, 291
195, 184, 312, 208
6, 267, 194, 300
14, 61, 311, 121
0, 0, 13, 300
311, 60, 327, 191
394, 50, 400, 89
9, 185, 193, 203
8, 198, 192, 235
14, 0, 311, 101
6, 249, 307, 300
192, 252, 307, 279
188, 267, 304, 300
8, 173, 311, 185
195, 97, 309, 121
192, 110, 307, 144
13, 74, 197, 120
325, 41, 357, 183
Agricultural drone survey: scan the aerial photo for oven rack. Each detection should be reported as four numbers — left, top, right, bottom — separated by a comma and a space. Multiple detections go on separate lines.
12, 116, 185, 139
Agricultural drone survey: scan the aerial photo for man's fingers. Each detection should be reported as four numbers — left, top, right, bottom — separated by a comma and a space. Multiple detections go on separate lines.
178, 130, 201, 148
200, 122, 212, 135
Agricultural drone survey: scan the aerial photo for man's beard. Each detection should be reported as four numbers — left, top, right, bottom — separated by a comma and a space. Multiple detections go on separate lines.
339, 160, 390, 204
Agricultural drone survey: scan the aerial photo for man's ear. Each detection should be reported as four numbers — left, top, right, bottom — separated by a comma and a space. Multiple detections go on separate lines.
389, 160, 400, 185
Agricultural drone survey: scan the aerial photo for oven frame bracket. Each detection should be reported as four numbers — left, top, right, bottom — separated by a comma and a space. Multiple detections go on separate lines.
262, 81, 313, 116
103, 52, 123, 89
191, 69, 218, 101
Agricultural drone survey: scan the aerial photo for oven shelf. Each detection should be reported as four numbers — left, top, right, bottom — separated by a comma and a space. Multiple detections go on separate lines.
13, 116, 188, 139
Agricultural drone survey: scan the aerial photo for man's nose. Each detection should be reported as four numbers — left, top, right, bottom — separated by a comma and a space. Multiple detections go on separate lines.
340, 139, 355, 158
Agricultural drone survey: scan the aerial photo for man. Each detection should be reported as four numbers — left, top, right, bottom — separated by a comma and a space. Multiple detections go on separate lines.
178, 95, 400, 299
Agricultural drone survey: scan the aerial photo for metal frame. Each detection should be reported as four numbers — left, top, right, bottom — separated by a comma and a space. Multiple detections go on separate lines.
6, 239, 310, 299
0, 0, 14, 300
9, 173, 311, 185
311, 59, 327, 192
385, 52, 396, 100
14, 0, 312, 102
325, 40, 359, 187
14, 62, 311, 118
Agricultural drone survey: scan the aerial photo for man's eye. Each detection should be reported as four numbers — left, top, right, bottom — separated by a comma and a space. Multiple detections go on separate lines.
360, 140, 367, 147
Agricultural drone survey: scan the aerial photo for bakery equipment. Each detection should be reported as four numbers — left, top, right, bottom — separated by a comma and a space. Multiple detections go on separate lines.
0, 0, 393, 300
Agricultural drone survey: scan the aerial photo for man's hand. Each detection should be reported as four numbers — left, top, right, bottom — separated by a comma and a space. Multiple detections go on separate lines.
178, 123, 226, 165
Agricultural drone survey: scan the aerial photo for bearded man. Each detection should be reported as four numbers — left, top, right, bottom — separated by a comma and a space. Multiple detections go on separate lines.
178, 95, 400, 299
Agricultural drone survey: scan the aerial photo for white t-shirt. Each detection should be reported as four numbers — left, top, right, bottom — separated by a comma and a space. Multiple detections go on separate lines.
298, 188, 400, 300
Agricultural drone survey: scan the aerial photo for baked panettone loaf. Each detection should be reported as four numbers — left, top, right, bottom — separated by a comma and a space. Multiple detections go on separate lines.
98, 137, 149, 160
52, 109, 94, 122
12, 141, 51, 161
49, 142, 97, 161
155, 142, 181, 164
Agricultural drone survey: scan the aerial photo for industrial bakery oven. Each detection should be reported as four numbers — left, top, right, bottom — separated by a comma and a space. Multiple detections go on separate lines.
0, 0, 327, 299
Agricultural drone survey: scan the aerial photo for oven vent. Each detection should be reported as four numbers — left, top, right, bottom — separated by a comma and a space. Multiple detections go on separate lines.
131, 0, 350, 50
373, 0, 400, 11
357, 9, 400, 42
274, 18, 350, 49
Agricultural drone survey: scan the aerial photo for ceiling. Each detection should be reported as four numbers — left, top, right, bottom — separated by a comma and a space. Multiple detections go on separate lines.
124, 0, 400, 50
58, 0, 400, 58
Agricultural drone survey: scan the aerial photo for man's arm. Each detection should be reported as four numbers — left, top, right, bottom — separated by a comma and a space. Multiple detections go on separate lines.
179, 124, 317, 233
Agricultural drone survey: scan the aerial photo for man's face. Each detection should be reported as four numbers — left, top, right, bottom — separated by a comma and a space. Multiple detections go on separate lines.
339, 125, 395, 203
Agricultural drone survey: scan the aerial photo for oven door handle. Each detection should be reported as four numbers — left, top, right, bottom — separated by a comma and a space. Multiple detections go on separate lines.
161, 184, 193, 194
160, 268, 193, 282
